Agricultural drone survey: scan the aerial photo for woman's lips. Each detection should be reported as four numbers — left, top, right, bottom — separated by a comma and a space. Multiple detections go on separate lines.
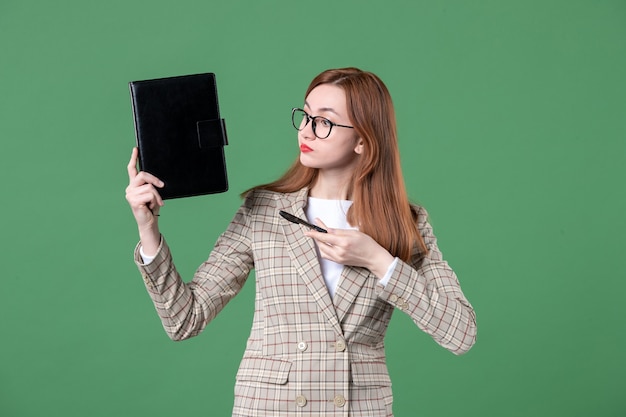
300, 144, 313, 152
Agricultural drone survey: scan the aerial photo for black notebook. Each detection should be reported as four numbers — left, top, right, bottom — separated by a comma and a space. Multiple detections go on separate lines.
129, 73, 228, 200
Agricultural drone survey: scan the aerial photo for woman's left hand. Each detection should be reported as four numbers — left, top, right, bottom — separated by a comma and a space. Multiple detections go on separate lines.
304, 218, 395, 278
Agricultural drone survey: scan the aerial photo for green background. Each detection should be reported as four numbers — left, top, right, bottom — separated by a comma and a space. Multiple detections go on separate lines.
1, 0, 624, 416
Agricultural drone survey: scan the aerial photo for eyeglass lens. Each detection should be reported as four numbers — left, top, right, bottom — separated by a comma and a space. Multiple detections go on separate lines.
292, 109, 333, 139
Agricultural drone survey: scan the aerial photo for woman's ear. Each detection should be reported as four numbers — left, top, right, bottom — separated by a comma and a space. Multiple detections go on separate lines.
354, 137, 364, 155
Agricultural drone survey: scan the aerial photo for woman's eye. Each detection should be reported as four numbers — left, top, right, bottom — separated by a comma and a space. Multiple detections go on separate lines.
319, 118, 332, 128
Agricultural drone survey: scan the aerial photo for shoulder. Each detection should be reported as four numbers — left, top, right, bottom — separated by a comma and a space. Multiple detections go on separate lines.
241, 188, 305, 215
410, 203, 429, 226
243, 188, 280, 205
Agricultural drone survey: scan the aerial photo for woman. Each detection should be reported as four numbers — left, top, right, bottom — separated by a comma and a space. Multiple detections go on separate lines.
126, 67, 476, 416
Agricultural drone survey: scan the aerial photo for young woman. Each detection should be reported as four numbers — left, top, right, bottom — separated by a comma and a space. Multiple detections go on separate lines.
126, 67, 476, 416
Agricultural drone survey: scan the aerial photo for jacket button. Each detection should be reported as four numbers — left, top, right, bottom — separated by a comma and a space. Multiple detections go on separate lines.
296, 395, 307, 407
333, 394, 346, 407
335, 339, 346, 352
389, 294, 398, 303
297, 341, 308, 352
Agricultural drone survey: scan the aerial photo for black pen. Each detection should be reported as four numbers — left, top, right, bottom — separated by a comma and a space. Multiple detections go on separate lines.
279, 210, 327, 233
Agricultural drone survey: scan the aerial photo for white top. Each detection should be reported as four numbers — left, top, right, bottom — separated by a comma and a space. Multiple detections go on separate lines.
306, 197, 354, 298
305, 197, 396, 298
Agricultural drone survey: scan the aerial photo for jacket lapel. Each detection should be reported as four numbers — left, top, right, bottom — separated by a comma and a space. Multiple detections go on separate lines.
333, 266, 372, 323
278, 189, 343, 336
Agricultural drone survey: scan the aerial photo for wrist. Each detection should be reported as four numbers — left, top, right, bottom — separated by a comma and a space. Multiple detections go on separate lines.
369, 250, 395, 278
138, 221, 161, 255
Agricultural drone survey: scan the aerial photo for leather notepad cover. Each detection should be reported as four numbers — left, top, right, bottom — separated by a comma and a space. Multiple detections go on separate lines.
129, 73, 228, 200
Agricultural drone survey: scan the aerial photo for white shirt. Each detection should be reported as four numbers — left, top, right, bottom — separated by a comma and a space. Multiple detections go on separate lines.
305, 197, 396, 298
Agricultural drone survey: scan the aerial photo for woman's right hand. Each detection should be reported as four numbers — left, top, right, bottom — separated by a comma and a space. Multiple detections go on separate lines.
125, 148, 164, 250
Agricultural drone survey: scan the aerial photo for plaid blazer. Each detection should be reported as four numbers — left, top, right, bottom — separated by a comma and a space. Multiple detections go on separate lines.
135, 187, 476, 416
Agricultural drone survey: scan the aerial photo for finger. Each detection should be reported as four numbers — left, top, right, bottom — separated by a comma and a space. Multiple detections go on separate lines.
149, 187, 165, 209
136, 183, 165, 207
304, 229, 324, 240
305, 229, 338, 247
131, 171, 165, 189
127, 149, 165, 188
316, 241, 338, 263
127, 147, 139, 179
127, 184, 164, 211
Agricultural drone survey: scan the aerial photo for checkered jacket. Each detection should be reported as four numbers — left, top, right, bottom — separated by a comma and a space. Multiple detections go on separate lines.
135, 187, 476, 416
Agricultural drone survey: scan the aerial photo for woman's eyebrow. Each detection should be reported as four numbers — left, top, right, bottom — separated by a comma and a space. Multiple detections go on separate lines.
304, 101, 341, 117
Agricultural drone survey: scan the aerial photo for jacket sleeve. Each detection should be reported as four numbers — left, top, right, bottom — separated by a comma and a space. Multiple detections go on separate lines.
134, 197, 254, 341
375, 207, 477, 355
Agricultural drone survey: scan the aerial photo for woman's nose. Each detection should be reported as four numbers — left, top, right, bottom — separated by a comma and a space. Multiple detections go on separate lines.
301, 119, 316, 140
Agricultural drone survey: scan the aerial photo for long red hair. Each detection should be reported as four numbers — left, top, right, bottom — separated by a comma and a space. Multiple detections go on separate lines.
246, 67, 427, 261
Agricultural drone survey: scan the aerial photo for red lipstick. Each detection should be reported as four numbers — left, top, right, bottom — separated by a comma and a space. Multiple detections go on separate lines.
300, 144, 313, 152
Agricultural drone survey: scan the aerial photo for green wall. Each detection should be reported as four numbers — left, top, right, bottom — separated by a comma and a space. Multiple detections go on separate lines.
1, 1, 624, 416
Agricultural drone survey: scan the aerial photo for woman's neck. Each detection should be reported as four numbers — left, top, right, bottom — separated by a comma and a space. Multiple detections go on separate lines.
309, 171, 352, 200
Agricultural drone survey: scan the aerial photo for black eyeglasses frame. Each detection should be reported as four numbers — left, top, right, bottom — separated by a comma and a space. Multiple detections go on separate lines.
291, 107, 354, 139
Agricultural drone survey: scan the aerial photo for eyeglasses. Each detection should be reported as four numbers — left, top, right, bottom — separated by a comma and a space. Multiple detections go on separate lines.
291, 107, 354, 139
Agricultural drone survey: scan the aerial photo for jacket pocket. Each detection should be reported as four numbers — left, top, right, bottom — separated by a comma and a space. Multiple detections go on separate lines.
351, 360, 392, 387
235, 356, 293, 385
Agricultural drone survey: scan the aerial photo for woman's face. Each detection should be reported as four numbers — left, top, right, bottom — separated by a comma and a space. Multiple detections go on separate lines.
298, 84, 363, 173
